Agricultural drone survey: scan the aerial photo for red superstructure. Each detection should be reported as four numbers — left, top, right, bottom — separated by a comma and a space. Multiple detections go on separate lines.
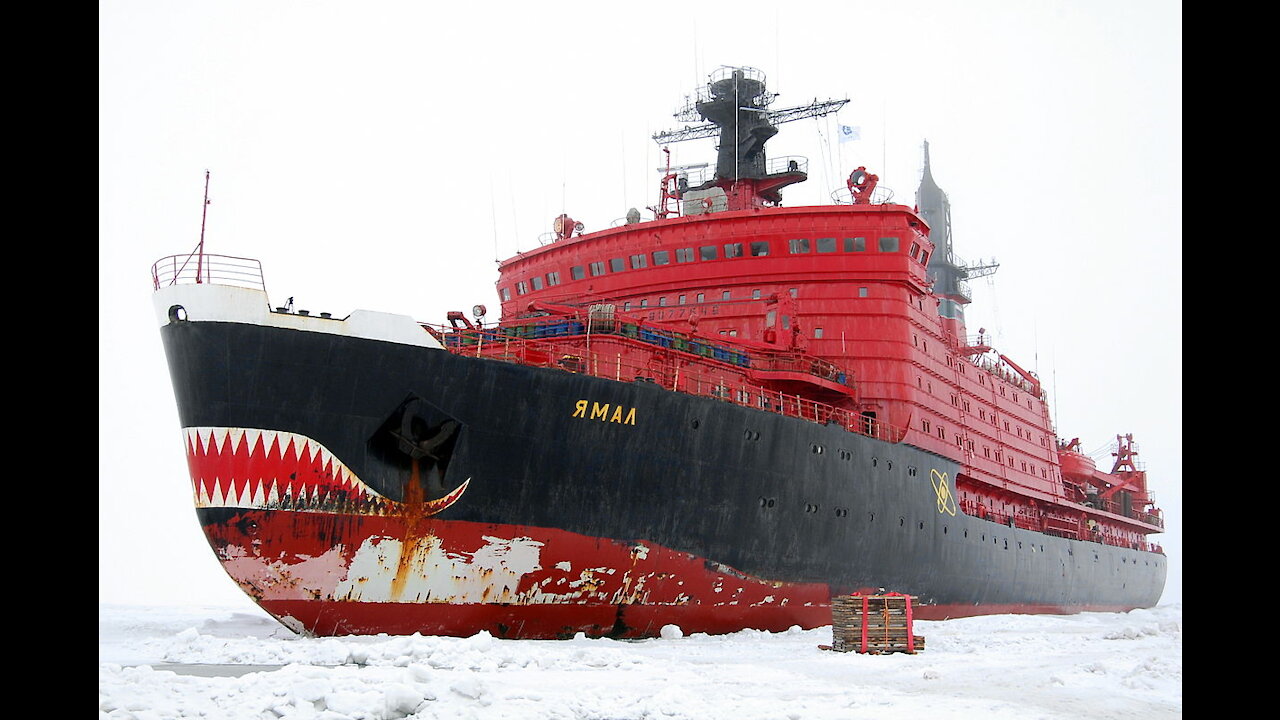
443, 66, 1162, 555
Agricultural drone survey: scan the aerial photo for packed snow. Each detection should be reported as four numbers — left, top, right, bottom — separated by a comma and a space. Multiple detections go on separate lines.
99, 602, 1181, 719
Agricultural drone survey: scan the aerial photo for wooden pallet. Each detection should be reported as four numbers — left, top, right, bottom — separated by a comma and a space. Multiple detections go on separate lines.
826, 593, 924, 654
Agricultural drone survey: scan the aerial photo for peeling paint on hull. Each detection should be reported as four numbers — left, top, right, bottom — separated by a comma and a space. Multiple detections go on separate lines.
202, 509, 831, 639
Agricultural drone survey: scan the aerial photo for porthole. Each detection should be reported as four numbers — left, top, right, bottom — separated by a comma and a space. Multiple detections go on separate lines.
811, 444, 824, 454
943, 526, 948, 534
868, 512, 875, 522
168, 305, 188, 322
899, 517, 905, 526
918, 522, 924, 530
691, 419, 700, 429
886, 460, 893, 471
872, 457, 878, 467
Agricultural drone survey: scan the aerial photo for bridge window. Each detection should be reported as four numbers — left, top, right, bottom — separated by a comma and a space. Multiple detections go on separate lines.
858, 287, 868, 297
547, 271, 561, 286
909, 241, 920, 260
788, 238, 810, 253
722, 291, 730, 300
676, 248, 695, 263
571, 265, 585, 280
610, 258, 626, 273
814, 328, 824, 338
750, 241, 770, 256
845, 237, 866, 251
590, 261, 607, 276
724, 242, 743, 258
516, 281, 528, 295
653, 250, 670, 266
696, 293, 705, 303
878, 237, 900, 252
500, 287, 511, 301
679, 294, 687, 305
640, 299, 648, 308
752, 289, 761, 299
531, 276, 544, 290
630, 254, 648, 269
920, 250, 930, 264
659, 297, 667, 306
817, 237, 837, 253
701, 245, 718, 260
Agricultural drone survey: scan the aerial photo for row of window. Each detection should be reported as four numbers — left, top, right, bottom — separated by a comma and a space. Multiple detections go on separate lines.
920, 417, 1053, 480
501, 236, 919, 301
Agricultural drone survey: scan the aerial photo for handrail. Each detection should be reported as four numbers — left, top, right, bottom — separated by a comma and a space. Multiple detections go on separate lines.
496, 317, 851, 386
152, 253, 266, 292
432, 325, 903, 443
958, 498, 1163, 552
968, 352, 1044, 398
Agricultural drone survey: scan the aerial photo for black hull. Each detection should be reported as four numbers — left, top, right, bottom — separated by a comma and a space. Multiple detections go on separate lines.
160, 316, 1166, 620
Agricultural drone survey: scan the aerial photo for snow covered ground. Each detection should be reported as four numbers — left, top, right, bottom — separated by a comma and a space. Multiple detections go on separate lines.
99, 602, 1181, 719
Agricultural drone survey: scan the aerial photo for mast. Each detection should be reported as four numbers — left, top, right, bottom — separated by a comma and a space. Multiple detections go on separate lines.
196, 170, 210, 284
653, 66, 846, 211
915, 142, 997, 325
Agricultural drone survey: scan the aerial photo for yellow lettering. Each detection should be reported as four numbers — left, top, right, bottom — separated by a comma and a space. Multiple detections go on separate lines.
575, 400, 637, 426
591, 402, 609, 421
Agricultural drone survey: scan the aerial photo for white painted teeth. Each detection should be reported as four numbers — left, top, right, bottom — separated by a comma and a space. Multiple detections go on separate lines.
183, 426, 389, 510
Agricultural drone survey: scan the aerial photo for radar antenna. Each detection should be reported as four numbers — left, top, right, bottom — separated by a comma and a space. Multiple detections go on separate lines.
651, 66, 847, 211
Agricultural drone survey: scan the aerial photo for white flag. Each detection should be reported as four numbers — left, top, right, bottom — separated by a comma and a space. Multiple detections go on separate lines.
838, 125, 860, 143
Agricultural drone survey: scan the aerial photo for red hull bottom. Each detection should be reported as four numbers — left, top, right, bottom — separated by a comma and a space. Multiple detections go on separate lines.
259, 599, 834, 639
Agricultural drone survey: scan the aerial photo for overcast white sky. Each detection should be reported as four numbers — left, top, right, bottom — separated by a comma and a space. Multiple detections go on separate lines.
99, 1, 1182, 608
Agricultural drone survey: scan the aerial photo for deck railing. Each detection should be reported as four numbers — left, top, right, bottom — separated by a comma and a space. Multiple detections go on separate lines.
434, 325, 904, 444
152, 253, 266, 292
958, 498, 1163, 553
